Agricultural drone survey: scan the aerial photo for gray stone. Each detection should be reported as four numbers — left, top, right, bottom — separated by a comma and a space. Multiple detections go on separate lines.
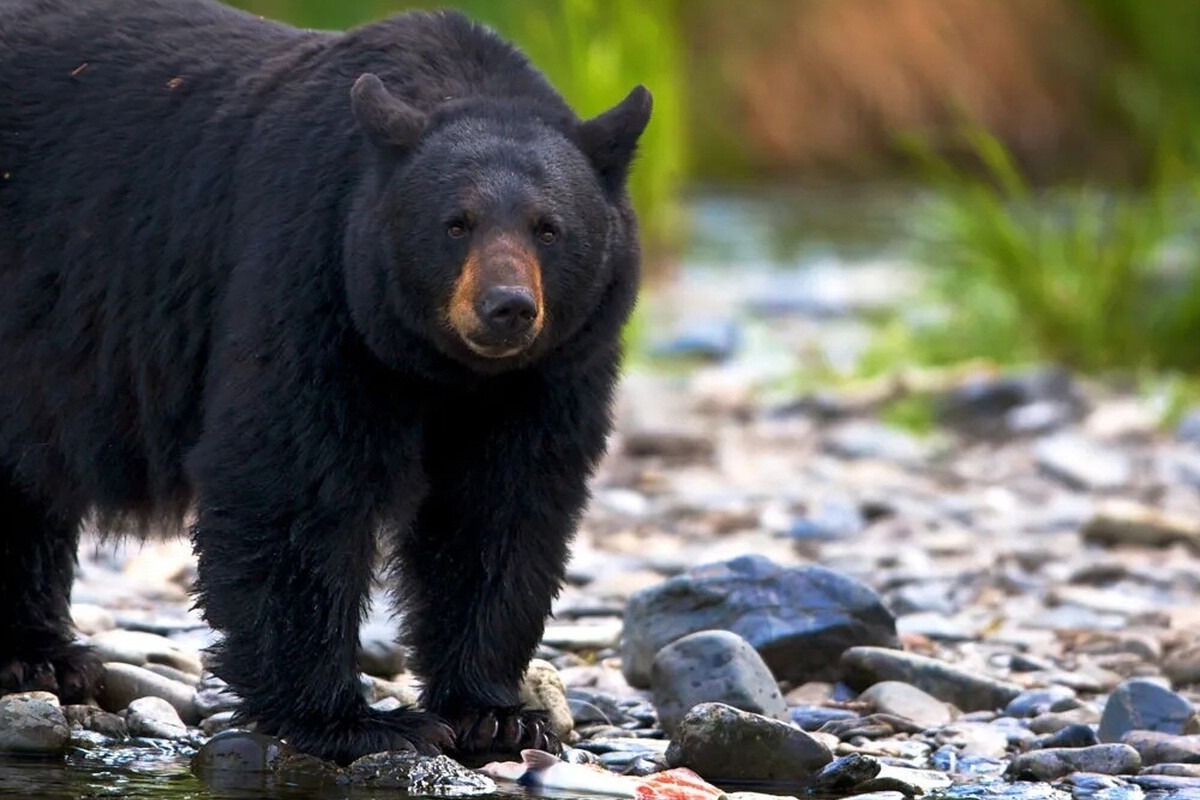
651, 630, 787, 734
840, 646, 1021, 712
1005, 685, 1080, 718
1143, 763, 1200, 777
824, 421, 929, 464
98, 662, 199, 724
1040, 723, 1100, 749
63, 704, 128, 738
348, 752, 495, 795
1131, 774, 1200, 792
89, 629, 203, 676
519, 659, 573, 740
1035, 433, 1132, 490
126, 696, 189, 739
1164, 643, 1200, 686
191, 730, 293, 776
937, 366, 1082, 438
622, 555, 897, 688
0, 692, 70, 755
1007, 744, 1141, 780
1029, 705, 1103, 734
859, 681, 954, 728
809, 753, 881, 793
1122, 731, 1200, 765
1099, 678, 1195, 743
665, 702, 832, 783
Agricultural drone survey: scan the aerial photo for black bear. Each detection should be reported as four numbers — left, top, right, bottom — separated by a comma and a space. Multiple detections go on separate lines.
0, 0, 649, 764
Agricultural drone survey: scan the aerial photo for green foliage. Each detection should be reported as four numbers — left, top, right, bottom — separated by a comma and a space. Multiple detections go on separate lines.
225, 0, 686, 256
1082, 0, 1200, 176
902, 127, 1200, 372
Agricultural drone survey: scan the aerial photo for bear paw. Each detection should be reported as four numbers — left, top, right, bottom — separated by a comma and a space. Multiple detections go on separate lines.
451, 707, 559, 756
283, 707, 456, 766
0, 642, 102, 704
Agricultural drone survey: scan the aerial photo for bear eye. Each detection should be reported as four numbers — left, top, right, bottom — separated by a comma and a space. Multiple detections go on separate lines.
446, 220, 468, 239
535, 223, 558, 245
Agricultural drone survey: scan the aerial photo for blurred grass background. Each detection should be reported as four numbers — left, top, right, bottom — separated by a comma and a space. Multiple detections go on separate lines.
228, 0, 1200, 377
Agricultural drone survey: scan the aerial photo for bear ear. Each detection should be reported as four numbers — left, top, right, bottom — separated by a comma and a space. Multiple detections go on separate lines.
351, 73, 426, 154
576, 85, 653, 193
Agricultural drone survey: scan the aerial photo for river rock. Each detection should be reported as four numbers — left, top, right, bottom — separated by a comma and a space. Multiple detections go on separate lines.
63, 704, 129, 738
348, 752, 495, 795
665, 702, 832, 783
98, 662, 199, 724
1164, 643, 1200, 686
937, 366, 1082, 438
0, 692, 70, 755
1099, 678, 1195, 742
89, 629, 203, 676
1122, 731, 1200, 765
1034, 433, 1132, 490
1006, 744, 1141, 780
651, 630, 787, 734
1005, 686, 1080, 718
809, 752, 882, 793
127, 696, 189, 739
840, 646, 1021, 712
623, 555, 898, 687
1082, 500, 1200, 550
859, 680, 955, 728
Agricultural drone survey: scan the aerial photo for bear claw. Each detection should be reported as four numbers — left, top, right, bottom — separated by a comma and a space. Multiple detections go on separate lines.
0, 643, 102, 704
452, 708, 559, 756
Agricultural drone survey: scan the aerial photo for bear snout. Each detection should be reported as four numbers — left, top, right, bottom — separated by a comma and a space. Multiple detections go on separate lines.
447, 238, 545, 359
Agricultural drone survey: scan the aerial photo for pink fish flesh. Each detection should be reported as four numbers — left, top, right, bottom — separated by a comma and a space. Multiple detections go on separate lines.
479, 749, 726, 800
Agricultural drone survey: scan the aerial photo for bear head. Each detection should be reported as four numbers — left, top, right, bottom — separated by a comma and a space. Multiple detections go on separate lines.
345, 73, 652, 379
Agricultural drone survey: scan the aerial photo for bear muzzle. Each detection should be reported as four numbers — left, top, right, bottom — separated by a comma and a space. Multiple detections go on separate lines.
447, 239, 545, 359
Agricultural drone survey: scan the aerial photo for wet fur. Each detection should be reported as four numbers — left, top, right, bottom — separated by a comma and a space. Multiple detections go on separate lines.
0, 0, 642, 764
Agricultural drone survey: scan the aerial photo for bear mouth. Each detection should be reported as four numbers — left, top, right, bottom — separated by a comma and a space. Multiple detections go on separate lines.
460, 335, 534, 359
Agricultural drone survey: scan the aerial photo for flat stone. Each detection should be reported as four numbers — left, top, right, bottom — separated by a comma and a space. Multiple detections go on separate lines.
542, 619, 624, 650
651, 630, 787, 735
1035, 433, 1132, 490
89, 629, 203, 676
1142, 763, 1200, 777
859, 681, 955, 728
126, 696, 189, 739
1122, 731, 1200, 765
1099, 678, 1195, 742
0, 692, 70, 755
1083, 500, 1200, 550
1006, 744, 1141, 780
665, 702, 832, 783
840, 646, 1021, 712
98, 662, 198, 724
623, 555, 897, 688
1005, 686, 1080, 717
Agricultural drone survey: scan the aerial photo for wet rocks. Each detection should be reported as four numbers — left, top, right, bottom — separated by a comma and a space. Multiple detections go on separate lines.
348, 752, 495, 795
0, 692, 71, 755
622, 555, 898, 687
98, 662, 199, 724
651, 630, 788, 734
1099, 678, 1195, 742
937, 367, 1083, 438
1006, 743, 1141, 780
665, 702, 832, 783
126, 696, 189, 740
840, 646, 1022, 712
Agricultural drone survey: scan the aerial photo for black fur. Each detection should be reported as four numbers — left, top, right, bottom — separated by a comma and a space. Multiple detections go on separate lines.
0, 0, 648, 765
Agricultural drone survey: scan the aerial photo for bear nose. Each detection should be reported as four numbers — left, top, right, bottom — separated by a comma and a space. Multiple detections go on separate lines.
477, 286, 538, 337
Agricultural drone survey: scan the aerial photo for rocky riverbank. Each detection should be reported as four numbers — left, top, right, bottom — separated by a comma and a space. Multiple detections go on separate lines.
3, 268, 1200, 800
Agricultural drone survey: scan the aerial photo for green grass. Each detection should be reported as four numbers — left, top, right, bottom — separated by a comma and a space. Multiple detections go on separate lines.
899, 126, 1200, 373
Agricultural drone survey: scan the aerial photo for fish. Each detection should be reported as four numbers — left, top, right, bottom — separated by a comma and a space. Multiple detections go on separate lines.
479, 749, 727, 800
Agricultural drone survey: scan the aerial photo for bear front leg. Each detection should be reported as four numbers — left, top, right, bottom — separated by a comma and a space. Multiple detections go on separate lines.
397, 367, 616, 756
187, 390, 452, 765
192, 497, 454, 765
